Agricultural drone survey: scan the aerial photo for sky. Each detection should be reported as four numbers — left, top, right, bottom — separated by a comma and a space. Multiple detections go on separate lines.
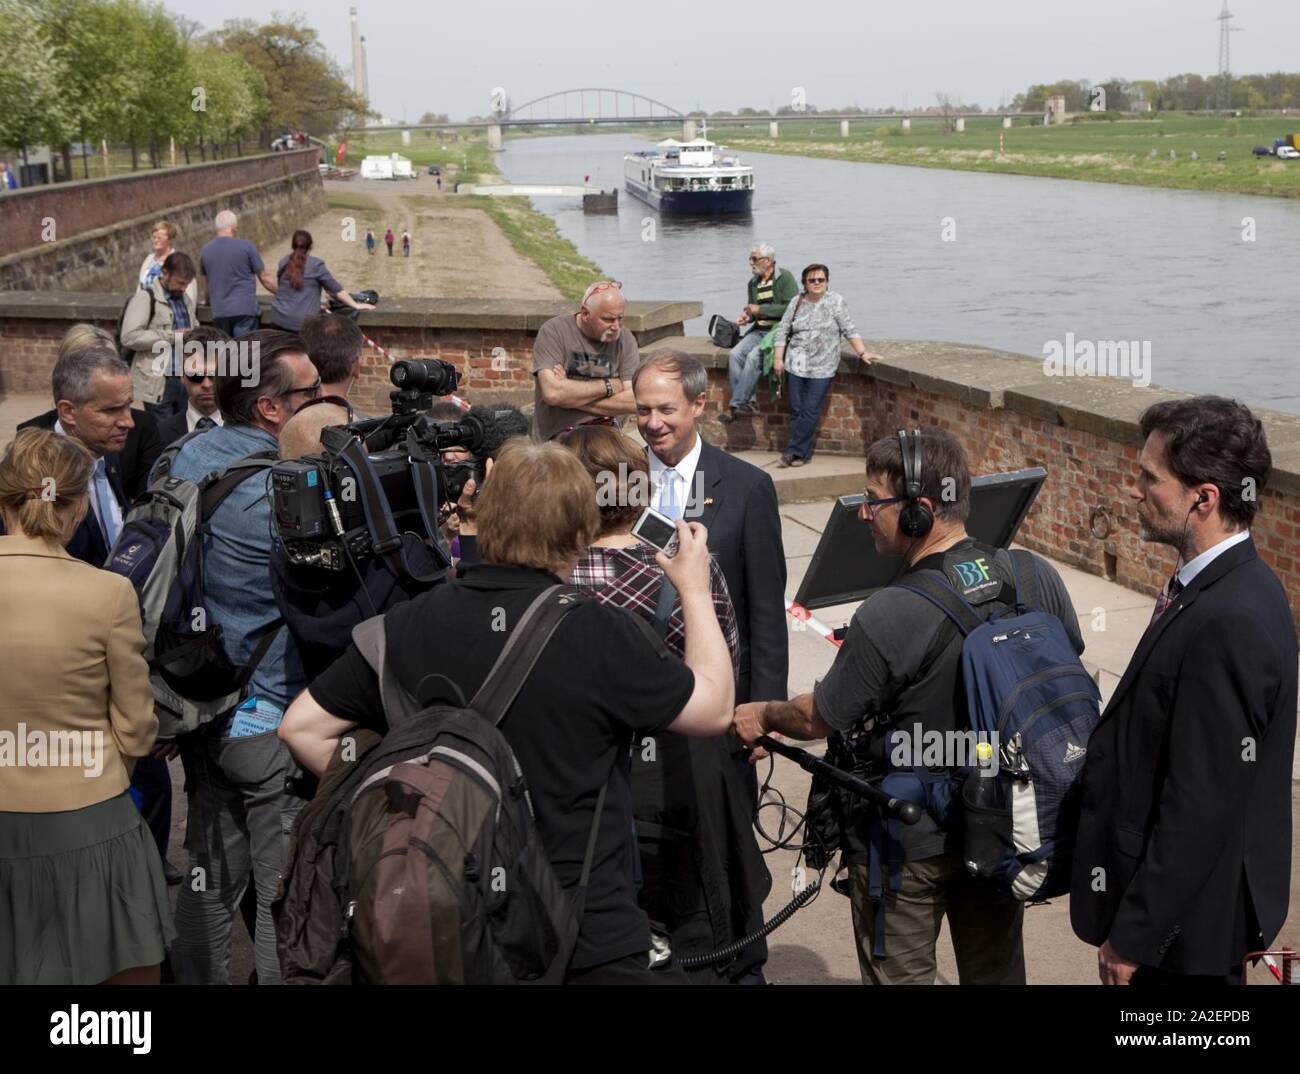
166, 0, 1300, 121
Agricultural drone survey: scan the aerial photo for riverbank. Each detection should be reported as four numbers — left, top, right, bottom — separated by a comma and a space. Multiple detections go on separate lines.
332, 131, 604, 298
719, 115, 1300, 198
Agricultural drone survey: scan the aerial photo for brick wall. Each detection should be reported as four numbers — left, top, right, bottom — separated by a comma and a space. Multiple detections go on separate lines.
0, 153, 324, 294
4, 299, 1299, 624
0, 149, 321, 257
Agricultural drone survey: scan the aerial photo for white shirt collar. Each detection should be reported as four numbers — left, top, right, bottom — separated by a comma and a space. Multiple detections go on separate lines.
187, 404, 223, 432
1176, 529, 1250, 588
647, 433, 702, 508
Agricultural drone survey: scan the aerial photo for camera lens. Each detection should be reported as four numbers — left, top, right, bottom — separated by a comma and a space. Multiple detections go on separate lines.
391, 359, 459, 395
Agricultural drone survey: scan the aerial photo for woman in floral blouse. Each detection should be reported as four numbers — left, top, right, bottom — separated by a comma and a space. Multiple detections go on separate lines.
772, 264, 880, 466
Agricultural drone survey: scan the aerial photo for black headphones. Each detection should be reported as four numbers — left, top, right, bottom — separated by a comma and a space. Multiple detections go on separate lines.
897, 427, 934, 538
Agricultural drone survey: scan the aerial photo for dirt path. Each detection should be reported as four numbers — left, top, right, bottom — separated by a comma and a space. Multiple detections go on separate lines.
257, 176, 562, 301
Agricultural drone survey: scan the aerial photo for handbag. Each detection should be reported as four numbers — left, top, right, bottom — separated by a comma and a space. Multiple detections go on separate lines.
708, 314, 741, 350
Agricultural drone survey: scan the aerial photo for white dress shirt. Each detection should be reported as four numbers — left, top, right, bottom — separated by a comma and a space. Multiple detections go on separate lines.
647, 433, 703, 516
53, 419, 122, 540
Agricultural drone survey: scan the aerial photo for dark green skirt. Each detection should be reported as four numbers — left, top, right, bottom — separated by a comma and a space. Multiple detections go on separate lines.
0, 791, 176, 985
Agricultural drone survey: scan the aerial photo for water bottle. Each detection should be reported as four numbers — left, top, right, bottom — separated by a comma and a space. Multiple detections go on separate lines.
962, 741, 1008, 879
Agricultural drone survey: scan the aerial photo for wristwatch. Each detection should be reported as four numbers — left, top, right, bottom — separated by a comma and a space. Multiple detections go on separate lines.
604, 378, 614, 398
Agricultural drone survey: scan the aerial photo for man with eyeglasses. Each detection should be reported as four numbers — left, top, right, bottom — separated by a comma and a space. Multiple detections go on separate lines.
164, 329, 316, 985
532, 280, 640, 441
719, 244, 797, 424
155, 326, 231, 446
732, 427, 1083, 985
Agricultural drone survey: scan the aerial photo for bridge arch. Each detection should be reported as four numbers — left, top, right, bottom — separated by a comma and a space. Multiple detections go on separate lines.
506, 89, 683, 121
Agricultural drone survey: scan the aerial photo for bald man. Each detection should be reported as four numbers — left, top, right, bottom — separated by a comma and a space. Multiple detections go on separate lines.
278, 402, 350, 460
531, 281, 640, 441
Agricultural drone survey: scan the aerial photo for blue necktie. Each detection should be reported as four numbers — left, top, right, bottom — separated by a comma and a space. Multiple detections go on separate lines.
93, 457, 119, 547
660, 468, 682, 520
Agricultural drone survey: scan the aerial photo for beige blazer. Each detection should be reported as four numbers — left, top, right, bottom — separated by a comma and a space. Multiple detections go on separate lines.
0, 533, 157, 812
121, 277, 198, 407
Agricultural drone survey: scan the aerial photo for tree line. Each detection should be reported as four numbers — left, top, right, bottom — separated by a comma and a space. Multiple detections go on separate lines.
1013, 73, 1300, 113
0, 0, 369, 179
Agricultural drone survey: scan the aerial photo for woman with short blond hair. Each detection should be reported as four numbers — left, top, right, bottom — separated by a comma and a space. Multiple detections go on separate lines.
0, 429, 172, 985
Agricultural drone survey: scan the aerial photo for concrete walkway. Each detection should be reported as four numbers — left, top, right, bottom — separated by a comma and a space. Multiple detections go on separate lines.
2, 390, 1295, 984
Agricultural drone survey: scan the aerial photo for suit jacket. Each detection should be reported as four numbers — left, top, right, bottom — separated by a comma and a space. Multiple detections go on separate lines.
0, 532, 157, 812
154, 408, 189, 450
685, 440, 788, 704
1070, 536, 1297, 975
15, 409, 162, 565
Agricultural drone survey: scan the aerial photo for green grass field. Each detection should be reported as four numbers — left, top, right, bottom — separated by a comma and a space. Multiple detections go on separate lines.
722, 114, 1300, 197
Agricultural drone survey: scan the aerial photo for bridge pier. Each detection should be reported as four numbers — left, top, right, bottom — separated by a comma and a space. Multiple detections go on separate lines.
1047, 95, 1067, 126
840, 119, 850, 137
901, 118, 911, 133
1003, 116, 1013, 129
954, 117, 965, 133
401, 130, 411, 146
682, 118, 697, 141
769, 120, 779, 139
487, 123, 503, 151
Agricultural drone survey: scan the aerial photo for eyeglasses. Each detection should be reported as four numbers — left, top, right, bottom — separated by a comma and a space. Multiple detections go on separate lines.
278, 378, 322, 401
749, 255, 771, 263
805, 277, 828, 284
184, 372, 216, 384
861, 494, 905, 517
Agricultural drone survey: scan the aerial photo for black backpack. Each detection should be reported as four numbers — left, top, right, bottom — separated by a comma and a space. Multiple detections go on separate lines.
274, 585, 611, 985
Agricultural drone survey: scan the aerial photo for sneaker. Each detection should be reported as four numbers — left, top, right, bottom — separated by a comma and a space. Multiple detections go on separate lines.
777, 454, 795, 468
789, 457, 809, 467
717, 408, 735, 425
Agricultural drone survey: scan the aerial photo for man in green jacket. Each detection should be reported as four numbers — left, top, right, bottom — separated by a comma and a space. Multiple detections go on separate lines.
720, 243, 799, 423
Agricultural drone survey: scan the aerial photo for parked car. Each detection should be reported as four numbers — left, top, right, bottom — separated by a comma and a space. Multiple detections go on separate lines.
427, 164, 441, 175
1252, 145, 1275, 157
1278, 146, 1300, 160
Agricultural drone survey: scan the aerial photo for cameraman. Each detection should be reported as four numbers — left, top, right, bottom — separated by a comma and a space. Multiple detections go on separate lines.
280, 440, 737, 983
732, 428, 1085, 985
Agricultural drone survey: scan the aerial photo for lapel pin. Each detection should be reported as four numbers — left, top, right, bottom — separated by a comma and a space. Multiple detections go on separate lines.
703, 497, 714, 506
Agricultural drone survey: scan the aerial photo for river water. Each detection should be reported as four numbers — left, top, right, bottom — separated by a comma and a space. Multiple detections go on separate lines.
499, 132, 1300, 414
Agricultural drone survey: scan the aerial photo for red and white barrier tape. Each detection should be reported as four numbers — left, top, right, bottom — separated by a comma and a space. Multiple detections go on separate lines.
787, 600, 843, 648
361, 330, 472, 412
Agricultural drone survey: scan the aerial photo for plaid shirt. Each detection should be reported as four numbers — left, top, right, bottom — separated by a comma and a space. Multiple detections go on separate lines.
570, 543, 740, 672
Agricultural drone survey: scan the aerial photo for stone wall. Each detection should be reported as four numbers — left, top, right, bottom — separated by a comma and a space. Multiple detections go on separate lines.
3, 295, 1299, 623
0, 150, 324, 294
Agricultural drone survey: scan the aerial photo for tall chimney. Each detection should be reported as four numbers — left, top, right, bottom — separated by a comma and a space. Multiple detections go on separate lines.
349, 8, 365, 98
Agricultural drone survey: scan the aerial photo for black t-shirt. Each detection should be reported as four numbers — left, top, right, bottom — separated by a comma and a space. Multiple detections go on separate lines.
813, 540, 1084, 861
307, 562, 696, 970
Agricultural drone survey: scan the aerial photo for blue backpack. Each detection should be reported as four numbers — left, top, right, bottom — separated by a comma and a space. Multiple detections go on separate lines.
895, 549, 1101, 902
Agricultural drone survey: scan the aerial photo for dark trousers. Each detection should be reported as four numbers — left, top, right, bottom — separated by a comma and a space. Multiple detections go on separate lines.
785, 373, 834, 460
565, 952, 688, 985
129, 754, 172, 862
213, 314, 260, 339
1132, 964, 1244, 986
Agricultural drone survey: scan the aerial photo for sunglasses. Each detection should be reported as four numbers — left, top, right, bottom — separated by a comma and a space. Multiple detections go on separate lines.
805, 277, 828, 284
183, 372, 216, 384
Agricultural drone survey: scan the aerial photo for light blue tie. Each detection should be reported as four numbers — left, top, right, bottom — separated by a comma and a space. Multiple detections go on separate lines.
93, 457, 119, 546
660, 468, 682, 520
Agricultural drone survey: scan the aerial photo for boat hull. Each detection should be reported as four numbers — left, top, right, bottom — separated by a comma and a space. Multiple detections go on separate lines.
624, 178, 752, 215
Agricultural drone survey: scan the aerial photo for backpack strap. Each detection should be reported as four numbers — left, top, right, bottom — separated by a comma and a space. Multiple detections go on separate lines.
469, 585, 583, 726
892, 571, 986, 637
1006, 549, 1039, 612
199, 452, 277, 519
350, 615, 425, 728
652, 576, 677, 638
236, 622, 284, 690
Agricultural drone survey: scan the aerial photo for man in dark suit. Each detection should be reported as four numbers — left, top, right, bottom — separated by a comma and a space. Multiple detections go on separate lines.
633, 349, 788, 983
154, 328, 225, 448
1071, 396, 1297, 985
16, 350, 161, 562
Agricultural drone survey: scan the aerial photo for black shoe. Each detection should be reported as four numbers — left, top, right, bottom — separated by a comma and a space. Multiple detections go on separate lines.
163, 861, 184, 886
733, 401, 758, 416
718, 408, 736, 424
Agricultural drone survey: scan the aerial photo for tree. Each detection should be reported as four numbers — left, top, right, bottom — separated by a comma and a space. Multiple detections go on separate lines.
206, 16, 371, 144
416, 111, 450, 125
0, 0, 70, 164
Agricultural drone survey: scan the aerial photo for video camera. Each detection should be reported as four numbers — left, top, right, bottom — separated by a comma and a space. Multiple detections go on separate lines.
270, 358, 488, 580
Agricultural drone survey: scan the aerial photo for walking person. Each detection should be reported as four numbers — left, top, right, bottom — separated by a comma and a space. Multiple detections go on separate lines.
772, 264, 880, 467
365, 230, 375, 256
719, 244, 797, 423
401, 229, 411, 257
269, 230, 373, 333
384, 228, 395, 256
0, 429, 173, 985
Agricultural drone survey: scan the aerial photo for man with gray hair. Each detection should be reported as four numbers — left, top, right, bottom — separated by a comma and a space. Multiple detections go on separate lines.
198, 209, 279, 338
531, 280, 639, 441
15, 331, 162, 563
719, 244, 798, 424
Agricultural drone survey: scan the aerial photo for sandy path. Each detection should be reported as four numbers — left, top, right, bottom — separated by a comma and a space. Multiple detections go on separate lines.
258, 175, 562, 301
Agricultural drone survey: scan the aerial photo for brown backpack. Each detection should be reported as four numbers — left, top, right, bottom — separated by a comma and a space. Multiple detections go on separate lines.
273, 585, 609, 984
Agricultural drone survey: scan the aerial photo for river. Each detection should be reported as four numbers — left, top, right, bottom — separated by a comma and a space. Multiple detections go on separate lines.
498, 132, 1300, 415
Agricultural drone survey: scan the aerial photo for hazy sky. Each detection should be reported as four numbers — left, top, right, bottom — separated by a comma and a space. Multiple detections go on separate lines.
168, 0, 1300, 121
